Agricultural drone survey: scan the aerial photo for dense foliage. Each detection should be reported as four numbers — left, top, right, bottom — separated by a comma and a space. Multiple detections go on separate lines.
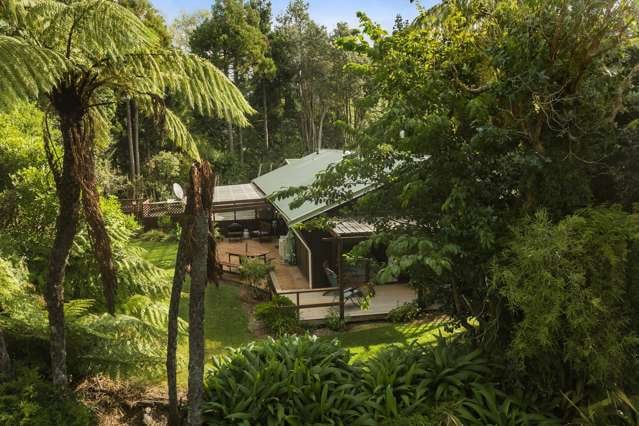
286, 0, 639, 418
177, 0, 371, 183
0, 367, 93, 426
203, 335, 558, 425
254, 295, 298, 336
0, 103, 186, 378
492, 207, 639, 400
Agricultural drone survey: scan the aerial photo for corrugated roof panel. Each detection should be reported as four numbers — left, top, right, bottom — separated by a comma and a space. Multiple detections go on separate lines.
332, 219, 375, 236
213, 184, 264, 203
252, 150, 375, 225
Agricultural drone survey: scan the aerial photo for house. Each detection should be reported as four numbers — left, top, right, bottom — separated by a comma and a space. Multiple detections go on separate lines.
212, 149, 417, 322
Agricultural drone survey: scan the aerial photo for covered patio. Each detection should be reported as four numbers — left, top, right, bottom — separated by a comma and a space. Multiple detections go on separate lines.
216, 239, 309, 291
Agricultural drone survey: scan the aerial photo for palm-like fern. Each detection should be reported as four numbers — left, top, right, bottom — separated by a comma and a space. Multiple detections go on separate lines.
0, 0, 253, 137
0, 0, 253, 384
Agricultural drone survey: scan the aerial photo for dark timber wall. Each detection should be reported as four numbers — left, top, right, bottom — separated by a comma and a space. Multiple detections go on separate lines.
294, 232, 310, 283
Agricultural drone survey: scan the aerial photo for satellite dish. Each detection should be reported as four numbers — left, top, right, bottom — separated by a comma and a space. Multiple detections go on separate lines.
173, 183, 185, 202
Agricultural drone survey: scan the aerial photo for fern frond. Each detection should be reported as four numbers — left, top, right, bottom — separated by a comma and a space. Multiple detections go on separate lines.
100, 50, 255, 127
120, 294, 188, 335
0, 36, 67, 109
64, 298, 95, 321
164, 107, 200, 159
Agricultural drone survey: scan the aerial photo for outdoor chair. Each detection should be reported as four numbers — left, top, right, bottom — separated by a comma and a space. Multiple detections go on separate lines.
226, 223, 243, 241
251, 220, 272, 242
322, 265, 364, 306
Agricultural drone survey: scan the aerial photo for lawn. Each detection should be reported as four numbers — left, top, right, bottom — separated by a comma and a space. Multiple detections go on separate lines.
133, 236, 253, 383
327, 319, 454, 362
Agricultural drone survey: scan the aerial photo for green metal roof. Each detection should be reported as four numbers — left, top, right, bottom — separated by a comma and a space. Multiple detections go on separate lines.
252, 150, 374, 225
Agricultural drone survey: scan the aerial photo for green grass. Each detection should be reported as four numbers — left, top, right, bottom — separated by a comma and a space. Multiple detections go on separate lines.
326, 320, 454, 362
135, 238, 178, 270
133, 236, 253, 384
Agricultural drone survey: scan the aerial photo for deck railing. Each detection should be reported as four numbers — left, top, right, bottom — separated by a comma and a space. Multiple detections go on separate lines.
276, 287, 342, 320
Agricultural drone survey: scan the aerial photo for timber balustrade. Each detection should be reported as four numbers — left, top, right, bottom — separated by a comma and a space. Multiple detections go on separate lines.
276, 287, 343, 321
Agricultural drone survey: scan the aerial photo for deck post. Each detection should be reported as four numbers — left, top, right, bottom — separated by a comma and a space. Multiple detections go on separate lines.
338, 237, 344, 320
296, 292, 300, 320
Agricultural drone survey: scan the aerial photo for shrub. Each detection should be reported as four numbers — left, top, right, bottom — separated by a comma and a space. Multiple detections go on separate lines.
203, 335, 555, 425
387, 301, 421, 323
0, 367, 94, 426
326, 307, 346, 331
239, 258, 274, 299
451, 383, 559, 425
144, 150, 189, 199
203, 335, 372, 425
492, 207, 639, 395
358, 344, 431, 420
254, 295, 299, 336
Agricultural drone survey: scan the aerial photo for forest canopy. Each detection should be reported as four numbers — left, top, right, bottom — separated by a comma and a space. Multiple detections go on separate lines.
1, 0, 639, 424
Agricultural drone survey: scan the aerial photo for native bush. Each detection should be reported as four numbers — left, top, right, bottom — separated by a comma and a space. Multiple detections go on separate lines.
387, 301, 421, 323
144, 150, 189, 199
451, 383, 560, 426
203, 335, 372, 425
254, 295, 299, 336
0, 256, 183, 378
492, 207, 639, 398
203, 335, 556, 425
0, 102, 48, 192
0, 366, 94, 426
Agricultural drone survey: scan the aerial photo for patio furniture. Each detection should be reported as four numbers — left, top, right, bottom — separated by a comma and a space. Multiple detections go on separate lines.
251, 221, 272, 242
226, 222, 243, 241
228, 251, 269, 264
322, 265, 364, 306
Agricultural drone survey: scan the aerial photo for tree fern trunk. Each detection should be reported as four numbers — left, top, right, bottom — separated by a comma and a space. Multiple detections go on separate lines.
127, 100, 136, 184
133, 100, 140, 177
46, 116, 83, 387
0, 330, 11, 377
79, 138, 118, 315
187, 162, 214, 426
167, 221, 190, 425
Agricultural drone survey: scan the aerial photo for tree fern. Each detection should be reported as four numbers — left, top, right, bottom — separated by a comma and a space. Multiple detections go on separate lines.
0, 256, 185, 378
0, 0, 254, 157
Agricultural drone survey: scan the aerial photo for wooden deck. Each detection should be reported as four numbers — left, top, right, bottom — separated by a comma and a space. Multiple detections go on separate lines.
281, 283, 417, 322
216, 239, 309, 291
216, 238, 416, 322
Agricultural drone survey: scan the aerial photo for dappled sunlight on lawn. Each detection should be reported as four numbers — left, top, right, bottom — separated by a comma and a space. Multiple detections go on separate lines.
330, 318, 457, 362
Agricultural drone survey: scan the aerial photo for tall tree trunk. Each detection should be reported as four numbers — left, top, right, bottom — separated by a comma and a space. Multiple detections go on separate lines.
239, 128, 244, 165
79, 139, 118, 314
46, 117, 83, 387
127, 100, 136, 197
0, 330, 11, 377
167, 222, 190, 425
133, 100, 141, 177
227, 120, 234, 154
263, 85, 269, 150
187, 162, 215, 426
317, 109, 327, 152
